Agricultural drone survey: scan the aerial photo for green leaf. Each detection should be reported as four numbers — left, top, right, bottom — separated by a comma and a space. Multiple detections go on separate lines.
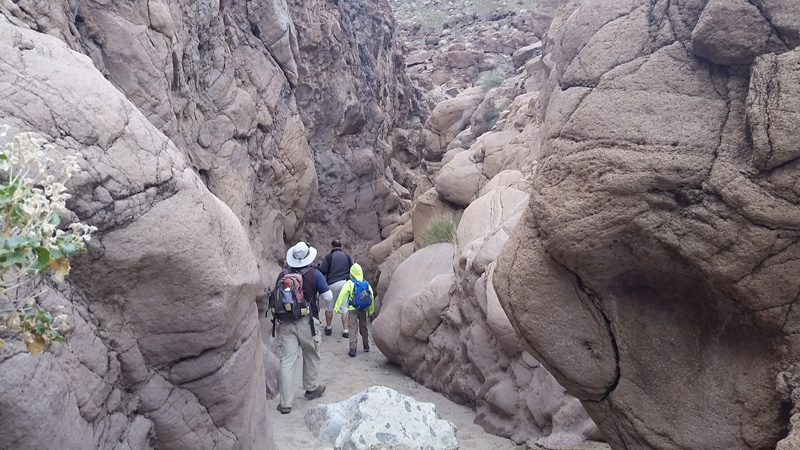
35, 323, 47, 334
1, 250, 25, 267
13, 203, 24, 219
60, 242, 77, 255
50, 248, 64, 259
32, 246, 50, 272
3, 235, 27, 249
48, 214, 61, 226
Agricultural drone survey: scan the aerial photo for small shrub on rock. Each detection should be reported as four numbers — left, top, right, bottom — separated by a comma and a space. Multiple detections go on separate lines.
0, 125, 96, 353
478, 69, 505, 92
420, 214, 461, 248
472, 98, 500, 137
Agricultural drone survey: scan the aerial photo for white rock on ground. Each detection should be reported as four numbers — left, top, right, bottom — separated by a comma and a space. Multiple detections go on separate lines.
304, 386, 458, 450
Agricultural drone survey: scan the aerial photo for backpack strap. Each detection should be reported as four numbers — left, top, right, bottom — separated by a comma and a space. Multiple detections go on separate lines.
300, 267, 318, 336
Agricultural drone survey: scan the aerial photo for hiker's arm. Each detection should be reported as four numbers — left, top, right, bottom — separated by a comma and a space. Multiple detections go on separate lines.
367, 285, 375, 316
319, 255, 330, 276
334, 282, 349, 313
313, 270, 330, 294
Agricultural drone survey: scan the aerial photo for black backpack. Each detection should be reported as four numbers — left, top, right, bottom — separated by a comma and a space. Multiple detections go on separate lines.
268, 267, 317, 337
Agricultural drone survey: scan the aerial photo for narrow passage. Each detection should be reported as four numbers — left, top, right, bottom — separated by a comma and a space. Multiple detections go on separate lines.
264, 318, 520, 450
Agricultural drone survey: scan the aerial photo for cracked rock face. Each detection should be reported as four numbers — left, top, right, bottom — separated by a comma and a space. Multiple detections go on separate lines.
495, 0, 800, 448
2, 0, 420, 279
0, 20, 269, 450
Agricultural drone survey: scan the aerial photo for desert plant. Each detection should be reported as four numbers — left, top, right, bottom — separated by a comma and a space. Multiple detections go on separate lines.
0, 125, 96, 353
478, 69, 505, 92
420, 214, 461, 248
472, 98, 500, 137
424, 86, 448, 104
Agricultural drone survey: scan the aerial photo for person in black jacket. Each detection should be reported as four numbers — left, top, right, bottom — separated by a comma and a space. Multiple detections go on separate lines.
318, 239, 353, 337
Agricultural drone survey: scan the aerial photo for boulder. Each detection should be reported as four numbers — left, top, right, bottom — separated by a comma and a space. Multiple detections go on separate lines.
304, 386, 458, 450
368, 219, 414, 269
472, 130, 521, 179
691, 0, 775, 66
478, 170, 526, 198
372, 243, 455, 364
446, 50, 478, 69
374, 242, 415, 316
456, 188, 529, 276
434, 151, 485, 207
422, 87, 485, 160
511, 42, 543, 69
750, 0, 800, 48
495, 1, 800, 448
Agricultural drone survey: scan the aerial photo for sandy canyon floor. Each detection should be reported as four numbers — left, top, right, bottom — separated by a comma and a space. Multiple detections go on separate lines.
266, 318, 521, 450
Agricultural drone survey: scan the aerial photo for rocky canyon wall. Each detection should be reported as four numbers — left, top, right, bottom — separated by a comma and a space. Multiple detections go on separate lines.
494, 0, 800, 448
0, 20, 269, 449
0, 0, 420, 449
370, 5, 602, 445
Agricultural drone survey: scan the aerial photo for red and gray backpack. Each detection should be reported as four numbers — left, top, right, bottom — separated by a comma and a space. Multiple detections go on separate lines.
268, 267, 317, 336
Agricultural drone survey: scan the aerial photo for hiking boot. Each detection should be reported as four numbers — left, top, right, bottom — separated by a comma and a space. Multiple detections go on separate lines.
363, 344, 370, 352
304, 385, 326, 400
348, 348, 356, 357
324, 327, 332, 336
342, 330, 349, 338
276, 404, 291, 414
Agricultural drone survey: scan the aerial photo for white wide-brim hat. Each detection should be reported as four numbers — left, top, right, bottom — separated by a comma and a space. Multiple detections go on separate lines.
286, 241, 317, 268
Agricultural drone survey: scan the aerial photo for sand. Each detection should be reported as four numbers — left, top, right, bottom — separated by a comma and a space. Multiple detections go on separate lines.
268, 320, 522, 450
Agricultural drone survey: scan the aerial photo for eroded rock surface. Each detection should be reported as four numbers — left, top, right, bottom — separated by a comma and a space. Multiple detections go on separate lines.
0, 21, 269, 450
304, 386, 458, 450
370, 13, 598, 443
0, 0, 425, 448
495, 0, 800, 448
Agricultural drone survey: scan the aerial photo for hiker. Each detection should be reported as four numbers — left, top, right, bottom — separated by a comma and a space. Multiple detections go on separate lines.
274, 241, 331, 414
318, 239, 353, 338
333, 263, 375, 357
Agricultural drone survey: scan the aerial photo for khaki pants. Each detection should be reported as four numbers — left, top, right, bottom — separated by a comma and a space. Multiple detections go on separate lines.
348, 309, 369, 350
278, 317, 322, 408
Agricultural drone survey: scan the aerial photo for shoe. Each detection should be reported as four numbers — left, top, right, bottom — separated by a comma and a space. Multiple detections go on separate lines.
348, 349, 356, 357
304, 385, 326, 400
363, 344, 370, 352
342, 330, 349, 338
276, 404, 291, 414
324, 327, 332, 336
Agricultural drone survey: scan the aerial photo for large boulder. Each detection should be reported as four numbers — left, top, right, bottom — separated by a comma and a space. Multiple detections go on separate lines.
0, 21, 270, 450
374, 242, 415, 316
422, 87, 485, 161
304, 386, 458, 450
373, 185, 598, 445
372, 243, 455, 364
495, 1, 800, 449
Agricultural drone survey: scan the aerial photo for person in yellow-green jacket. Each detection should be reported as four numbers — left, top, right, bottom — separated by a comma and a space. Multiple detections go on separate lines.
334, 263, 375, 357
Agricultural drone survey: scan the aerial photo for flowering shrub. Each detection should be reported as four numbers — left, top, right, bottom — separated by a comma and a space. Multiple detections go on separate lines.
0, 125, 96, 354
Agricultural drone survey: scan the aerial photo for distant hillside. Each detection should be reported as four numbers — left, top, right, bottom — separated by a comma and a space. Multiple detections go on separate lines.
387, 0, 538, 27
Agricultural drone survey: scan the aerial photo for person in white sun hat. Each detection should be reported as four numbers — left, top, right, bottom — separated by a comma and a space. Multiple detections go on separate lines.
274, 241, 332, 414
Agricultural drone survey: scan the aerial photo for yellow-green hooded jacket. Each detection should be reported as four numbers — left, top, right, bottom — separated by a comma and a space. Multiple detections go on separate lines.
334, 263, 375, 315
